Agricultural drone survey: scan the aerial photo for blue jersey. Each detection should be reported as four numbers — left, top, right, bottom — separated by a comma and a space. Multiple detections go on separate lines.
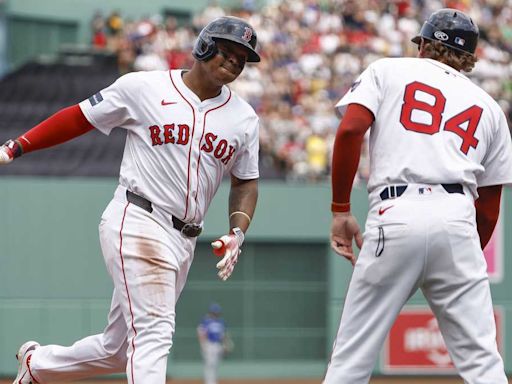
199, 316, 226, 343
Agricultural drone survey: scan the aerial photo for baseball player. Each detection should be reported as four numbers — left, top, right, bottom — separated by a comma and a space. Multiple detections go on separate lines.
197, 303, 230, 384
326, 9, 512, 383
1, 16, 260, 384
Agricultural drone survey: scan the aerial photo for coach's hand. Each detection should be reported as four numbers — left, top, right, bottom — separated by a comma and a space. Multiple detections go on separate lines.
212, 227, 244, 281
0, 139, 22, 164
331, 212, 363, 266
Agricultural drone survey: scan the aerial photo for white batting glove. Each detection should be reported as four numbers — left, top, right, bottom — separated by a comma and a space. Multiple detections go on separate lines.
0, 139, 22, 164
211, 227, 245, 281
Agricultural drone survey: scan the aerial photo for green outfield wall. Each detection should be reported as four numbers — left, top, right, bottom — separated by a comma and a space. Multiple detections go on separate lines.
0, 178, 510, 379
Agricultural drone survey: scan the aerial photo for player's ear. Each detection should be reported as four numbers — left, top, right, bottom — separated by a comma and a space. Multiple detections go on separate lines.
417, 38, 425, 57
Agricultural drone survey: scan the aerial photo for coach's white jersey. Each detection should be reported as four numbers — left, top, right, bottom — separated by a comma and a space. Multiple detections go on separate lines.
336, 57, 512, 198
80, 69, 259, 223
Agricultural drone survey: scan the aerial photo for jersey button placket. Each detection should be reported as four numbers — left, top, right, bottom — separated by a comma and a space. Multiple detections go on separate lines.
187, 106, 203, 221
197, 107, 203, 124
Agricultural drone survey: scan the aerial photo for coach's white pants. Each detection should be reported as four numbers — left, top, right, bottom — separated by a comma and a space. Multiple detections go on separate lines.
29, 186, 196, 383
323, 184, 506, 384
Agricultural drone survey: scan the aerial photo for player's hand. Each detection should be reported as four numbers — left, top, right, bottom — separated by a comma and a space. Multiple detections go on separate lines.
212, 228, 244, 281
0, 139, 21, 164
212, 234, 240, 281
331, 212, 363, 266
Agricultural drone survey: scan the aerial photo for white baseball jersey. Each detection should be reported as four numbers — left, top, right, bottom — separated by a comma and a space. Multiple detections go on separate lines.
336, 57, 512, 197
80, 69, 260, 223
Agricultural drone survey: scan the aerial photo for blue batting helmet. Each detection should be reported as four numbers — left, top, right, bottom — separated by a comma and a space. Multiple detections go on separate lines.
193, 16, 260, 62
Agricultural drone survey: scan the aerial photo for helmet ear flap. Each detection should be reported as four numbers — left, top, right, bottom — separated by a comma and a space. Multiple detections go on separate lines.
208, 41, 218, 61
193, 34, 218, 61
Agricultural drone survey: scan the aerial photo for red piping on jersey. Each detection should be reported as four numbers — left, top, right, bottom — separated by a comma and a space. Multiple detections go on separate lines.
18, 370, 27, 383
169, 71, 196, 221
26, 355, 38, 383
192, 89, 232, 222
120, 202, 137, 384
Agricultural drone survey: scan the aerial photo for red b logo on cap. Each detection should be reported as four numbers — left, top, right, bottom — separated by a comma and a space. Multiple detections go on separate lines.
242, 27, 252, 42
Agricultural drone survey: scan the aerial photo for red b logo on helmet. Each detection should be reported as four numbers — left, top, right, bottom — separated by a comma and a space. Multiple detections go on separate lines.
242, 27, 253, 42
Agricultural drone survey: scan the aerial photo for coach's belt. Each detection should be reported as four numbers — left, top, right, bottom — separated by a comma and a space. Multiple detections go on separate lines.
380, 183, 464, 201
126, 190, 202, 237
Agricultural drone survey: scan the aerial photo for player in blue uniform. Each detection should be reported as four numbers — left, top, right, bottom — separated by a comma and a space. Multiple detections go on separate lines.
197, 303, 229, 384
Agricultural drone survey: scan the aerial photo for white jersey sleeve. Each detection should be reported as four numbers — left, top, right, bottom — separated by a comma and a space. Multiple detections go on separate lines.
477, 110, 512, 187
79, 72, 140, 135
335, 63, 381, 116
230, 115, 259, 180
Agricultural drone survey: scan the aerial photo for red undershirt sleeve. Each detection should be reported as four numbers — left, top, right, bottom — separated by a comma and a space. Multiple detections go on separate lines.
17, 104, 95, 154
331, 103, 374, 206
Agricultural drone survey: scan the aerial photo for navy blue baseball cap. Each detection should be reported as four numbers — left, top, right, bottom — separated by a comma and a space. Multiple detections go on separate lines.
209, 303, 222, 314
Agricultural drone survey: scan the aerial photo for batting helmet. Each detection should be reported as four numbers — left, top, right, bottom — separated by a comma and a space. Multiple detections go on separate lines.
411, 8, 479, 55
192, 16, 260, 63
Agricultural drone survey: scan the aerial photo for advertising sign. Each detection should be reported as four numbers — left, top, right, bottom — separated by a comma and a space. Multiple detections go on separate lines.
382, 307, 502, 373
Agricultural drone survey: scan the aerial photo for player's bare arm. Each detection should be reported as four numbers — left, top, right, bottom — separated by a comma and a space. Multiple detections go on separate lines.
228, 175, 258, 233
197, 325, 207, 345
330, 103, 373, 263
212, 176, 258, 281
475, 185, 502, 249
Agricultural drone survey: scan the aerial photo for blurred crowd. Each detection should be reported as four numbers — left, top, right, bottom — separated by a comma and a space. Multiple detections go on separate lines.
90, 0, 512, 182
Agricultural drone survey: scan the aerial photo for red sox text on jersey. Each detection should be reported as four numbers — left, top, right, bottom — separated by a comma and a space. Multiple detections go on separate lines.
148, 124, 236, 165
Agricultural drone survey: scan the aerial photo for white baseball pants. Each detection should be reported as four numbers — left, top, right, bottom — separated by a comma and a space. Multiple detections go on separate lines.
323, 184, 506, 384
201, 341, 224, 384
29, 185, 196, 383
